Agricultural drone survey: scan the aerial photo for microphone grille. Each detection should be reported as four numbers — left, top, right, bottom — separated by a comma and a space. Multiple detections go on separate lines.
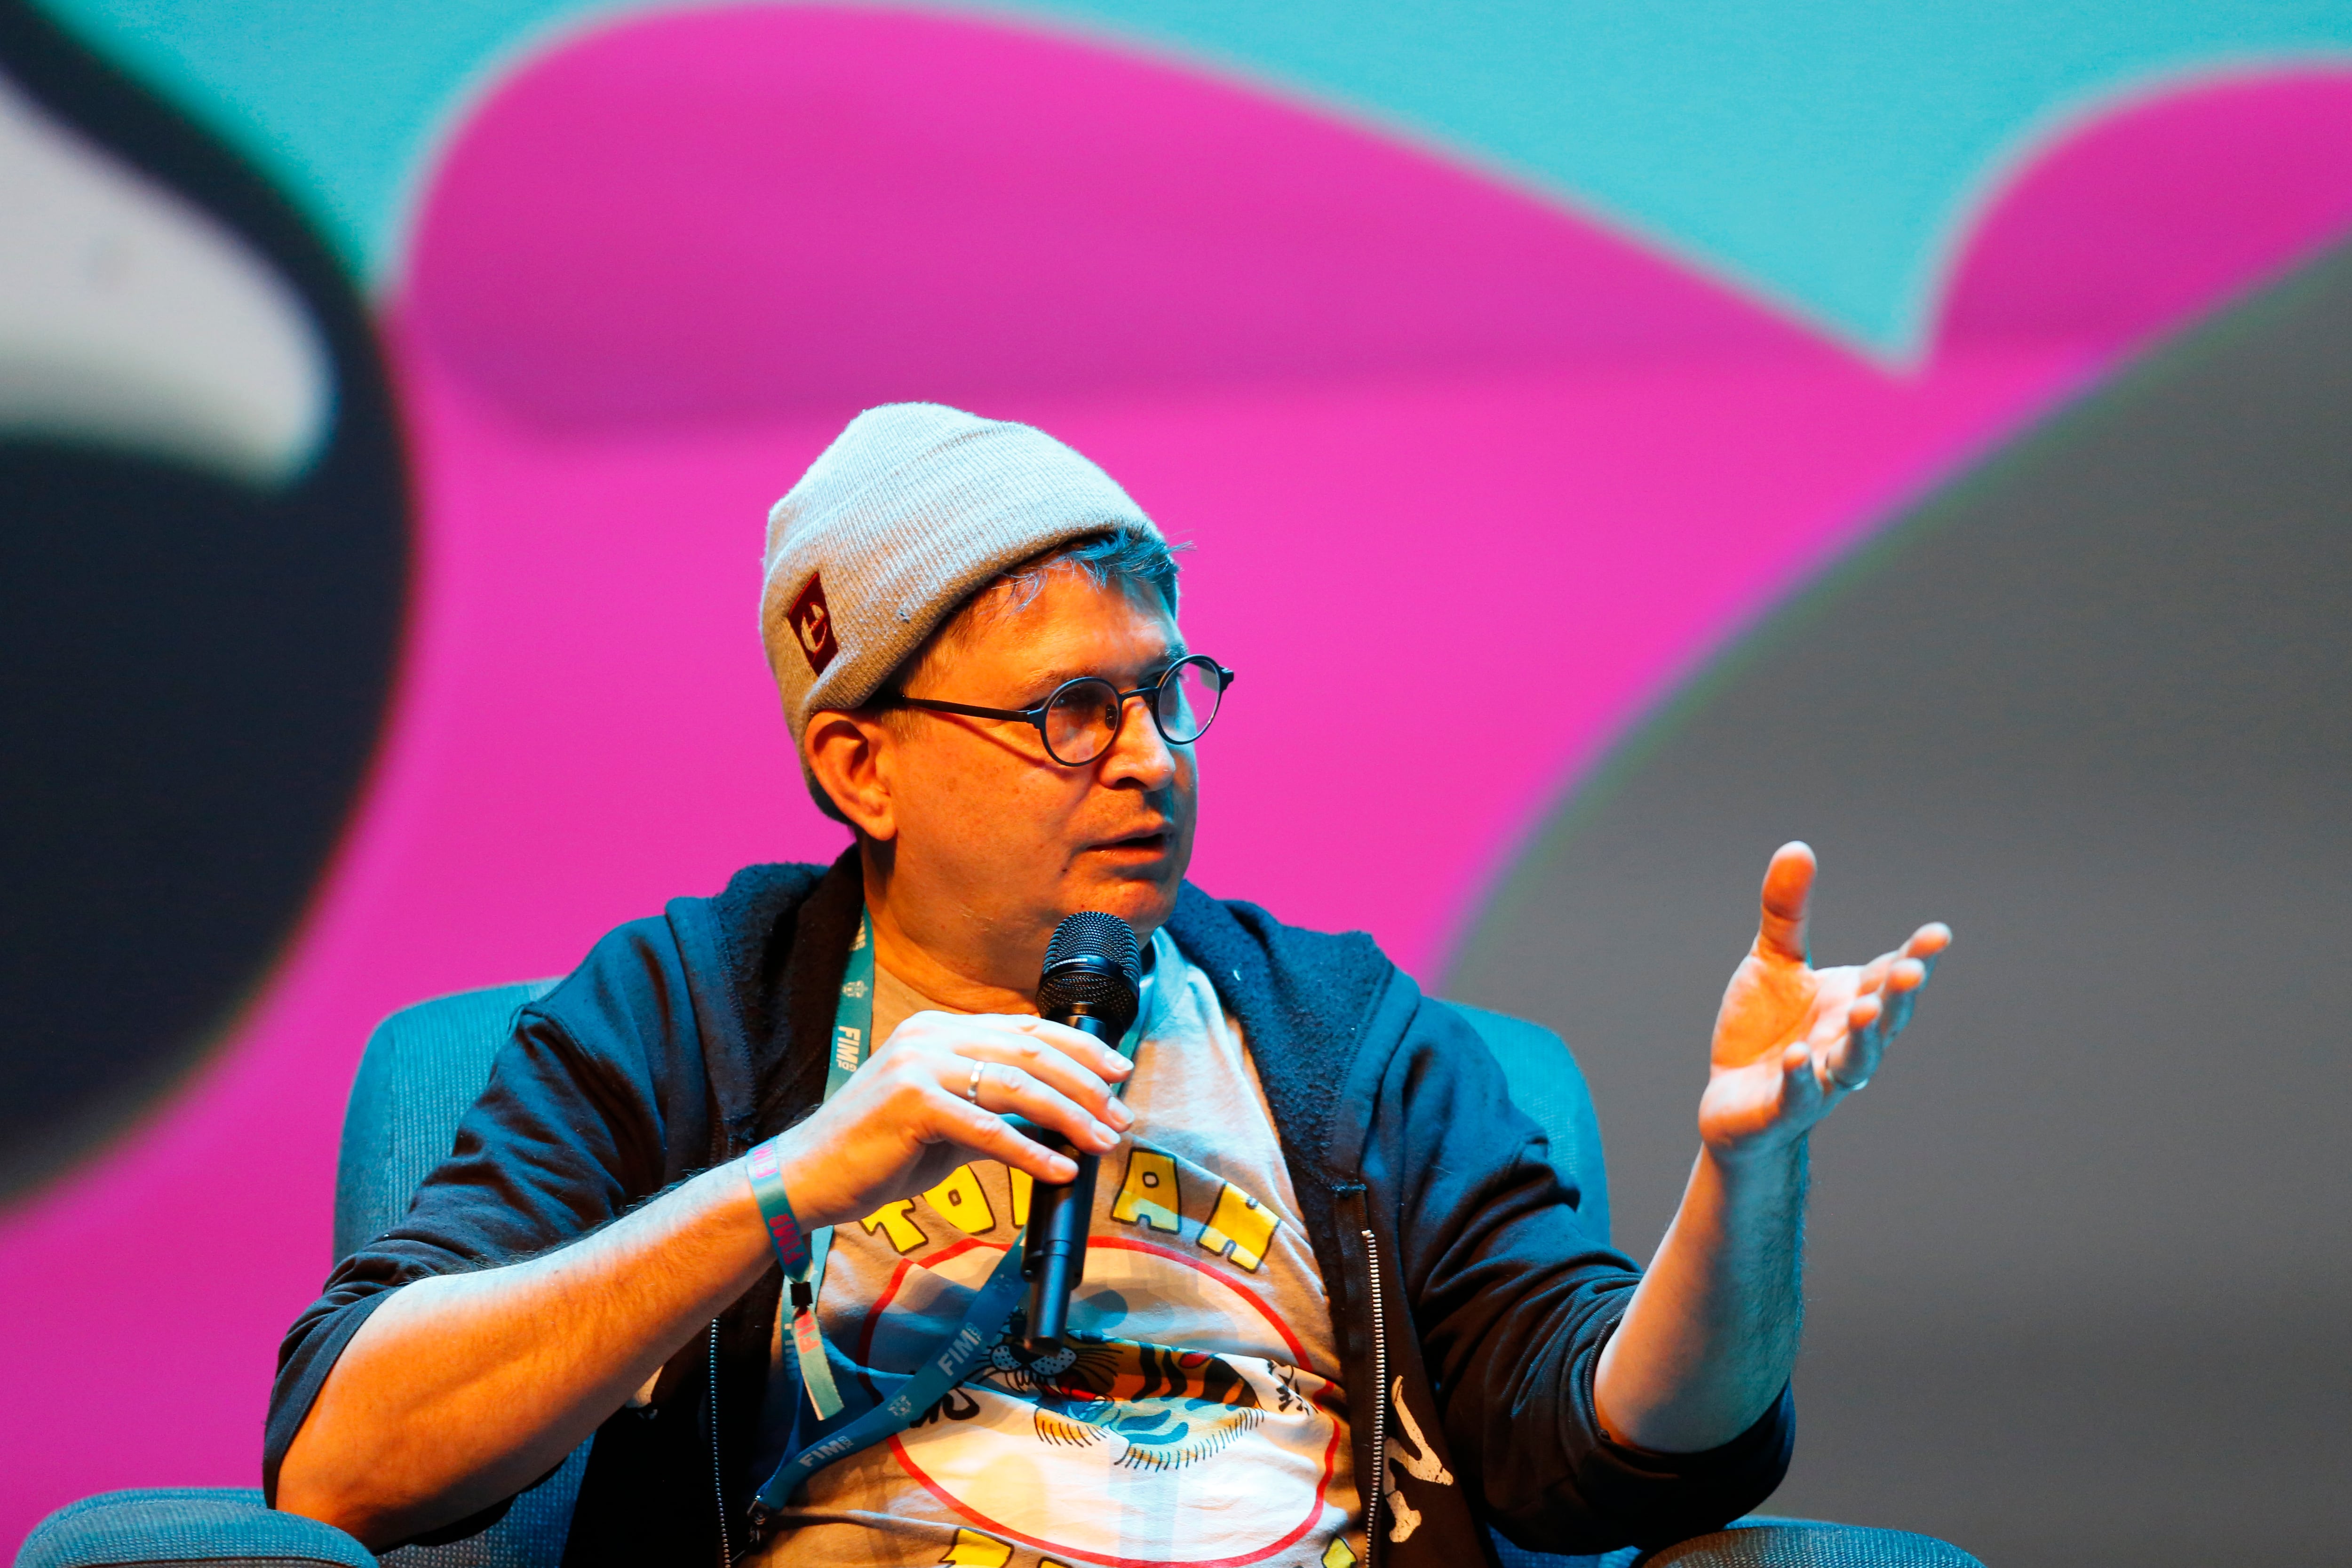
1042, 910, 1142, 983
1037, 912, 1143, 1037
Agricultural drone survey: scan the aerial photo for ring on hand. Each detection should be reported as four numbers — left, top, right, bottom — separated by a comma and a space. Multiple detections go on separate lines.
1830, 1072, 1871, 1092
966, 1061, 988, 1104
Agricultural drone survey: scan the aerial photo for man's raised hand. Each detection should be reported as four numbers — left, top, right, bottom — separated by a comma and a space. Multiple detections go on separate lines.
1596, 844, 1944, 1451
1698, 843, 1950, 1158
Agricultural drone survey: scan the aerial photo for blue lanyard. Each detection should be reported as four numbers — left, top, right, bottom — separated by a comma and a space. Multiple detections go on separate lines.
750, 914, 1154, 1536
772, 911, 880, 1423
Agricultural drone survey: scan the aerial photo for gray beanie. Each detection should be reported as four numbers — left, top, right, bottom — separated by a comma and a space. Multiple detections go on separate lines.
760, 402, 1166, 783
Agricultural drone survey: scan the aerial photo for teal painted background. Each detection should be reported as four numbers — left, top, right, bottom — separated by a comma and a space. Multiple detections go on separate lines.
35, 0, 2352, 352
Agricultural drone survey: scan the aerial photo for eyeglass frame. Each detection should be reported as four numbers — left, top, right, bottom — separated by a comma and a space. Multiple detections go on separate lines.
880, 654, 1236, 767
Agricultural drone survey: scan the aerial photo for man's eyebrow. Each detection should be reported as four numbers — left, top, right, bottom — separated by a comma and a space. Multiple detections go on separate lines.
1018, 644, 1190, 690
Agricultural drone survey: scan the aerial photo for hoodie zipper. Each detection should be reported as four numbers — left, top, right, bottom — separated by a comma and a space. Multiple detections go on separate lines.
1360, 1225, 1389, 1566
709, 1320, 733, 1568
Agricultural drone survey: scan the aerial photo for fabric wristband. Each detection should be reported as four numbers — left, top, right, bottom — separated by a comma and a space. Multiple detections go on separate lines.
746, 1136, 844, 1420
744, 1136, 811, 1273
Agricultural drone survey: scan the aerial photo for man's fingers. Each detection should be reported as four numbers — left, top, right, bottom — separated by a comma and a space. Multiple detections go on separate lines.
1877, 935, 1946, 1035
1856, 952, 1894, 996
1778, 1042, 1825, 1114
991, 1014, 1135, 1082
1875, 967, 1922, 1039
1755, 842, 1817, 963
958, 1059, 1123, 1156
1825, 994, 1884, 1090
953, 1028, 1134, 1131
934, 1092, 1084, 1184
1848, 927, 1949, 1042
882, 1012, 1133, 1129
1828, 942, 1946, 1088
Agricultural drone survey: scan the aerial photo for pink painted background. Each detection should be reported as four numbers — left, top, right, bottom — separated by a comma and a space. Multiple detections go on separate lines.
6, 6, 2352, 1548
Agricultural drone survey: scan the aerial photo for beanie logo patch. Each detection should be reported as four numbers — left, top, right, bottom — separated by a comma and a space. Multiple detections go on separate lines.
787, 573, 839, 675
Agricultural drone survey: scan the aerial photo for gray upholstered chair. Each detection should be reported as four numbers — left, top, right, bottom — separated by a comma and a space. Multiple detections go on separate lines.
17, 987, 1980, 1568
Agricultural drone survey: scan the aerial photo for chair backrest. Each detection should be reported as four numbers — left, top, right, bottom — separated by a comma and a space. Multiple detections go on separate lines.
1436, 1000, 1612, 1246
341, 988, 1613, 1261
330, 983, 1612, 1568
336, 980, 558, 1264
338, 981, 576, 1568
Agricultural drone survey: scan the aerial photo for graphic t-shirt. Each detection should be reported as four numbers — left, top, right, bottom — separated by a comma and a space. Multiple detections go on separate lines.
748, 932, 1363, 1568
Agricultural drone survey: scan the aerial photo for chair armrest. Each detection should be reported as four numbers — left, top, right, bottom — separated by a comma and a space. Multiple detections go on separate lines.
1488, 1518, 1983, 1568
16, 1490, 373, 1568
1644, 1518, 1982, 1567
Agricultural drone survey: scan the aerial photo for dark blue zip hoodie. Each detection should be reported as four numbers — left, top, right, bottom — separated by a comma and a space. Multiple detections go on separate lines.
266, 853, 1791, 1567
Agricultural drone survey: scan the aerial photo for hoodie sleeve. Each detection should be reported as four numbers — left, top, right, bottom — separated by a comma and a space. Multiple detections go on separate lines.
262, 915, 717, 1505
1371, 989, 1794, 1552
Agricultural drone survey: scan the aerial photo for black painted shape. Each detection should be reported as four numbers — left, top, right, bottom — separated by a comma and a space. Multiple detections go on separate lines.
0, 1, 408, 1200
1446, 246, 2352, 1568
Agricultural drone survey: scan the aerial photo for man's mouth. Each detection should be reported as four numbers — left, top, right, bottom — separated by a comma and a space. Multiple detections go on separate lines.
1095, 829, 1170, 857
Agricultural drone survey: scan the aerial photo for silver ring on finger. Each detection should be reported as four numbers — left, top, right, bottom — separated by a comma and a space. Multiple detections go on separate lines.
966, 1061, 988, 1104
1830, 1071, 1871, 1092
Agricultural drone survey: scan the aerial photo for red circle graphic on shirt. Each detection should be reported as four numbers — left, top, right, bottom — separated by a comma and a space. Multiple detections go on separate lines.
881, 1237, 1345, 1568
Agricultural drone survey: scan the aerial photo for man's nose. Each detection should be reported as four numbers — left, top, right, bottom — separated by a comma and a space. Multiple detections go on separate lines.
1100, 693, 1179, 787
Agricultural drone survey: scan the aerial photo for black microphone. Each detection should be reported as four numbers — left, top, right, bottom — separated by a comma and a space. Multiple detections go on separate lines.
1021, 910, 1142, 1350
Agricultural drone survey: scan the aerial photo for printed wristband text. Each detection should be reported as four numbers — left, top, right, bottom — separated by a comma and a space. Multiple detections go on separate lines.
743, 1137, 811, 1274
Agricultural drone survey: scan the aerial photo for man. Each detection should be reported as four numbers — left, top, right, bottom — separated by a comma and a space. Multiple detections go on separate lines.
270, 405, 1949, 1568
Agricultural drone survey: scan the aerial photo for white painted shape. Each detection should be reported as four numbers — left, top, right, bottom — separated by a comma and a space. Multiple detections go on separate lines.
0, 68, 331, 484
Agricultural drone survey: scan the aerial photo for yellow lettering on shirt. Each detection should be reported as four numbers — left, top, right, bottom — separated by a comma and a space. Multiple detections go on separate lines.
858, 1199, 926, 1253
1109, 1147, 1182, 1232
1322, 1536, 1360, 1568
1010, 1166, 1033, 1227
923, 1165, 997, 1235
939, 1529, 1012, 1568
1200, 1182, 1278, 1272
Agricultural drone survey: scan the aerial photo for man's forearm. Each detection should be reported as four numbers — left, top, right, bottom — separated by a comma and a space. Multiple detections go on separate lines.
276, 1161, 774, 1548
1591, 1139, 1806, 1454
274, 998, 1130, 1550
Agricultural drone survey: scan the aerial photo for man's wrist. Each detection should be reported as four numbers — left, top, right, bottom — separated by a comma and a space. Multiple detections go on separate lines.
1696, 1134, 1809, 1202
743, 1135, 814, 1272
729, 1126, 855, 1235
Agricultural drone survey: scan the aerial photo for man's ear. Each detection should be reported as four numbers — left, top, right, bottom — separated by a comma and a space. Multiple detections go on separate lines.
805, 709, 898, 840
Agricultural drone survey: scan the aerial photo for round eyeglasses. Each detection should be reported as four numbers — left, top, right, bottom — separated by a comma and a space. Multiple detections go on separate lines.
887, 654, 1235, 767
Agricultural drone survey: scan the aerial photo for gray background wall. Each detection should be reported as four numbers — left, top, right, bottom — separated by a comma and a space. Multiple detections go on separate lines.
1448, 246, 2352, 1568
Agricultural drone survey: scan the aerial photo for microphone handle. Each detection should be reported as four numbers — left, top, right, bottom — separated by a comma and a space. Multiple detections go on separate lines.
1021, 1011, 1115, 1349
